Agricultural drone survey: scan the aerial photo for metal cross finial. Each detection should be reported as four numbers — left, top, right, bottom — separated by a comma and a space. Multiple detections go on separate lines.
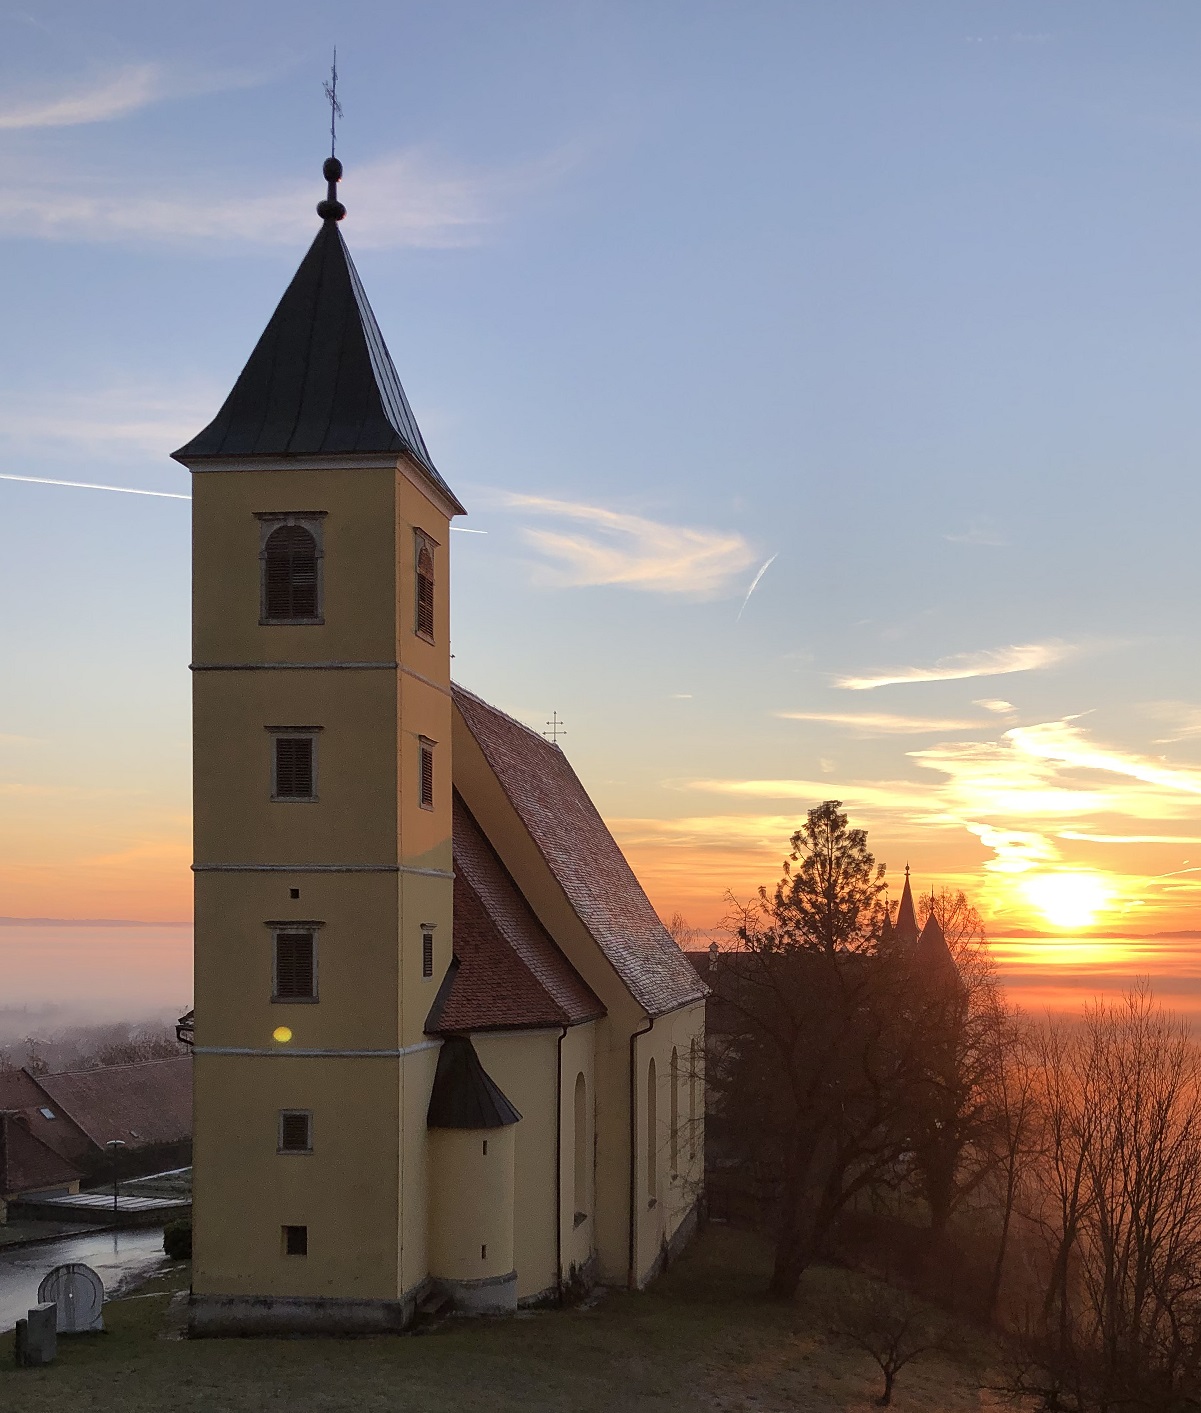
543, 711, 567, 746
323, 49, 343, 158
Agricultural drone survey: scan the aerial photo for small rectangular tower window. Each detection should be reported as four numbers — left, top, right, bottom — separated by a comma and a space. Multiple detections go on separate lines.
422, 929, 434, 978
283, 1225, 308, 1256
278, 1111, 313, 1153
273, 929, 317, 1001
270, 729, 319, 800
414, 529, 437, 641
419, 737, 435, 809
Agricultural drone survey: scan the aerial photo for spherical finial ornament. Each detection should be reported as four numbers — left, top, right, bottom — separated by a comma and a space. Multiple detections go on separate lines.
318, 155, 346, 221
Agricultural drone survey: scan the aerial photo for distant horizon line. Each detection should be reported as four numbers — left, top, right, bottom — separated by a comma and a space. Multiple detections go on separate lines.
0, 916, 192, 928
1, 916, 1198, 942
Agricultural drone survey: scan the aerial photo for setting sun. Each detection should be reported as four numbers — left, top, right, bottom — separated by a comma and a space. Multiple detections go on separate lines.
1022, 871, 1112, 930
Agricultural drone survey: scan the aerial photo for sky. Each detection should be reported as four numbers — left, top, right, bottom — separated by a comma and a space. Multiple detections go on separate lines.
4, 1, 1201, 1019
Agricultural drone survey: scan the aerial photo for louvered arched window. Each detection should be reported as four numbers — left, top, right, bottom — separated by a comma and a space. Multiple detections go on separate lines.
263, 524, 320, 622
414, 530, 436, 641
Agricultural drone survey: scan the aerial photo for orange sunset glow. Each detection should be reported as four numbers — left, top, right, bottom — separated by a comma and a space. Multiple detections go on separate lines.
4, 5, 1201, 1056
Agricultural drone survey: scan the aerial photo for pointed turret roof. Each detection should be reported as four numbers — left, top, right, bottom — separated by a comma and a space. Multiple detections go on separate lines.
426, 1035, 522, 1130
172, 161, 464, 515
894, 865, 919, 946
916, 907, 960, 991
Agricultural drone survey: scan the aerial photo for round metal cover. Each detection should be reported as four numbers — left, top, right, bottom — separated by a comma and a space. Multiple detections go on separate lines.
37, 1263, 105, 1332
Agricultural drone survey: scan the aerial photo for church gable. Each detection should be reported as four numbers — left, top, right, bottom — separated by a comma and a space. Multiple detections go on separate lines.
452, 685, 707, 1018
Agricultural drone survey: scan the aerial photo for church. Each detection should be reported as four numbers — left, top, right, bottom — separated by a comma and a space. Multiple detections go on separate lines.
174, 155, 707, 1335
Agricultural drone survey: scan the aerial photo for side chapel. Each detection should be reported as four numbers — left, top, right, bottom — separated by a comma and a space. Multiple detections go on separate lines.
174, 155, 706, 1334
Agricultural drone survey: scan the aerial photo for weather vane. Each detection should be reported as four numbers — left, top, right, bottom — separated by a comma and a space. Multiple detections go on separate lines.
323, 49, 343, 158
543, 712, 567, 746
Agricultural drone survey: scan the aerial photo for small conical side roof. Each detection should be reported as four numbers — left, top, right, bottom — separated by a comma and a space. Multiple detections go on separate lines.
172, 219, 464, 514
916, 909, 956, 975
894, 868, 919, 946
427, 1035, 522, 1130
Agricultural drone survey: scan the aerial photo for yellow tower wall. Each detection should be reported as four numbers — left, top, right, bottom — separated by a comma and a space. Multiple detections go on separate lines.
189, 457, 456, 1333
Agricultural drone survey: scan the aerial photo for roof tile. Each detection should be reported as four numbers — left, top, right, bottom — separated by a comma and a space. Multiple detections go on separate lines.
454, 686, 707, 1018
0, 1112, 82, 1196
430, 795, 604, 1033
34, 1057, 191, 1151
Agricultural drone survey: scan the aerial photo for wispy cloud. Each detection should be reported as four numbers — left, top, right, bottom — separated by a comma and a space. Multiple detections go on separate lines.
684, 777, 949, 817
501, 494, 758, 596
975, 698, 1016, 714
9, 145, 577, 252
944, 519, 1007, 548
1010, 719, 1201, 796
686, 715, 1201, 890
0, 384, 216, 460
0, 61, 270, 131
837, 641, 1072, 691
1144, 701, 1201, 744
777, 710, 986, 735
1059, 832, 1201, 845
0, 64, 165, 130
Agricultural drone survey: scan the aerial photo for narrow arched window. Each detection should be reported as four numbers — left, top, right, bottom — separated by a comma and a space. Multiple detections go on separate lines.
414, 530, 436, 640
573, 1072, 588, 1223
670, 1047, 679, 1178
263, 524, 319, 621
646, 1057, 657, 1204
688, 1037, 698, 1164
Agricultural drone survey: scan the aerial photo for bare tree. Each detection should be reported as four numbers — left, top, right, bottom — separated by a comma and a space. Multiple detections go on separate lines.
836, 1280, 949, 1406
1008, 985, 1201, 1411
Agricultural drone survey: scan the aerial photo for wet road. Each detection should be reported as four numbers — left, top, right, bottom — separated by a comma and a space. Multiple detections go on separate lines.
0, 1227, 167, 1332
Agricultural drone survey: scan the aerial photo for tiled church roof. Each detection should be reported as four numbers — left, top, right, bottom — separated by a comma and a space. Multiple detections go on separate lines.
454, 686, 708, 1018
428, 795, 604, 1034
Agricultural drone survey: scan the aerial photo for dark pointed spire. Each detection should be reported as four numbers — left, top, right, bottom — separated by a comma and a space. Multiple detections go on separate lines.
894, 863, 919, 946
172, 158, 464, 514
916, 906, 959, 988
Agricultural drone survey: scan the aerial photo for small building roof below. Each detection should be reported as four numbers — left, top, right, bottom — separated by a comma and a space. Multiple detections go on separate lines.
0, 1112, 82, 1197
34, 1056, 191, 1151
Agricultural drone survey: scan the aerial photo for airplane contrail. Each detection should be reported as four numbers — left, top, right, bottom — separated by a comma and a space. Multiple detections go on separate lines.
0, 474, 491, 530
736, 552, 778, 622
0, 472, 190, 499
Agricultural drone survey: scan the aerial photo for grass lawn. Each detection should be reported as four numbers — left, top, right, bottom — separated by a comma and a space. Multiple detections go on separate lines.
0, 1225, 1006, 1412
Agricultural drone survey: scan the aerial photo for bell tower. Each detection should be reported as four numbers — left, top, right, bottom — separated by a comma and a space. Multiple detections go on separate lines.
175, 156, 464, 1333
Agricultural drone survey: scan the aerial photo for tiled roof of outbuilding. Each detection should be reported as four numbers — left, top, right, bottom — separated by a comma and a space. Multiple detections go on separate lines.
428, 795, 604, 1034
35, 1056, 192, 1150
0, 1069, 92, 1166
454, 686, 708, 1018
0, 1112, 82, 1197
